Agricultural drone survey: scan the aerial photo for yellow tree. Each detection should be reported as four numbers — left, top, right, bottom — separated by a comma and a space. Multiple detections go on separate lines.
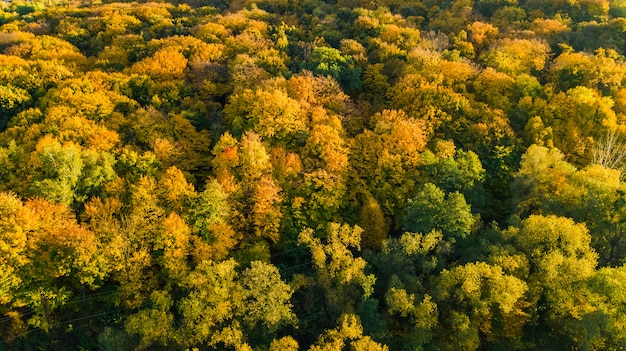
299, 223, 376, 319
350, 109, 428, 224
129, 47, 188, 81
431, 262, 529, 350
299, 120, 351, 229
0, 193, 29, 306
127, 107, 211, 176
211, 131, 282, 245
178, 259, 295, 349
473, 67, 515, 112
251, 175, 283, 243
223, 87, 307, 145
308, 314, 389, 351
12, 198, 108, 331
550, 87, 617, 165
480, 38, 551, 76
154, 213, 193, 284
503, 215, 599, 342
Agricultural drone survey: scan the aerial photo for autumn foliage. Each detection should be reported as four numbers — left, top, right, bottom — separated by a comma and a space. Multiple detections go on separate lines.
3, 0, 626, 350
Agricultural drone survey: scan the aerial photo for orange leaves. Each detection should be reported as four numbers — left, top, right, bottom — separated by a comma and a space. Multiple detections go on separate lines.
251, 176, 282, 242
0, 195, 109, 310
191, 222, 239, 262
158, 166, 195, 213
130, 47, 188, 80
155, 213, 192, 282
270, 147, 302, 181
351, 110, 428, 219
42, 106, 120, 151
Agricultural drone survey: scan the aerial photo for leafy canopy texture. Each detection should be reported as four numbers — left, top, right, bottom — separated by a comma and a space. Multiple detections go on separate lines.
4, 0, 626, 349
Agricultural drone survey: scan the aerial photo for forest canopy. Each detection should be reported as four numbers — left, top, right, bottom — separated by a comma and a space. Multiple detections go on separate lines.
2, 0, 626, 350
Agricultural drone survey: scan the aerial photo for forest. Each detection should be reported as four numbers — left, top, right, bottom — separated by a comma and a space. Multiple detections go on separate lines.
2, 0, 626, 349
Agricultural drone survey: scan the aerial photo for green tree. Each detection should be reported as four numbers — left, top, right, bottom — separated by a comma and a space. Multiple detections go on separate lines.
402, 183, 475, 242
301, 46, 361, 92
28, 137, 84, 206
418, 142, 485, 193
0, 85, 30, 131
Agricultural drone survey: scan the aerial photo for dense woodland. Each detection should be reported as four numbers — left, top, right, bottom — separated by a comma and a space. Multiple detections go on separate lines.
4, 0, 626, 349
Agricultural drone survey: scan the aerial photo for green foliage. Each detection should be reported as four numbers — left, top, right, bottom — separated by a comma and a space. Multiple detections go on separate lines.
403, 183, 475, 241
0, 84, 30, 130
419, 144, 485, 193
4, 0, 626, 349
301, 46, 362, 92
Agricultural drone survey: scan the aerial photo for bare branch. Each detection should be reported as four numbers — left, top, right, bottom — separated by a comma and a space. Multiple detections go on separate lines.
592, 131, 626, 174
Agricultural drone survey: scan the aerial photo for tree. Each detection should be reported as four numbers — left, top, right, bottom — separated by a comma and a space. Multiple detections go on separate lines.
513, 144, 626, 266
250, 175, 283, 242
178, 259, 295, 349
0, 192, 29, 306
129, 47, 188, 81
418, 142, 485, 193
124, 290, 175, 350
511, 144, 577, 217
223, 87, 307, 144
298, 119, 350, 229
185, 180, 239, 261
350, 110, 428, 222
503, 215, 599, 344
308, 314, 389, 351
581, 266, 626, 349
5, 197, 109, 331
431, 262, 529, 351
0, 85, 30, 131
480, 39, 551, 76
467, 21, 499, 55
270, 336, 299, 351
177, 259, 243, 348
548, 86, 618, 165
156, 166, 195, 213
472, 67, 515, 112
592, 132, 626, 173
358, 193, 388, 251
126, 108, 211, 176
299, 223, 376, 319
154, 213, 193, 284
402, 183, 475, 242
301, 46, 361, 92
28, 136, 83, 206
239, 261, 296, 330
